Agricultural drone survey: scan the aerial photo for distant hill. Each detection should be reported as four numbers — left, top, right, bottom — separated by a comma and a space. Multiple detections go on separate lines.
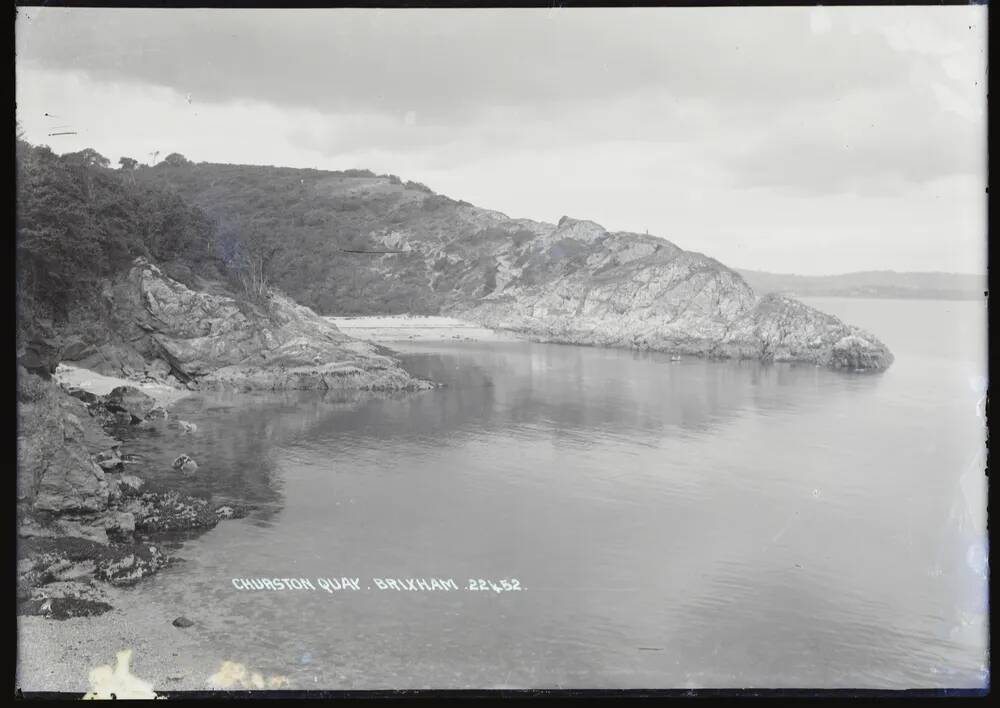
737, 269, 987, 301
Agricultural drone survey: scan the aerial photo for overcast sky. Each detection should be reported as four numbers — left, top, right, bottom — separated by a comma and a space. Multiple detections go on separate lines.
16, 6, 987, 275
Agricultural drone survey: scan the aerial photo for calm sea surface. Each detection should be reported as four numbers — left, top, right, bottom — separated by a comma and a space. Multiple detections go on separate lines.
123, 297, 988, 689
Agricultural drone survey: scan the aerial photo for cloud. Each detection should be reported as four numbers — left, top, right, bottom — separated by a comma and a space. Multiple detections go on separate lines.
723, 81, 985, 195
16, 6, 986, 196
16, 7, 922, 121
809, 7, 833, 35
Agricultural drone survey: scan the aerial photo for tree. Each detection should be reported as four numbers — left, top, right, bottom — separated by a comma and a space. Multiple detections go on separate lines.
217, 219, 281, 304
62, 148, 110, 169
15, 122, 30, 163
60, 148, 111, 203
118, 156, 139, 187
161, 152, 192, 167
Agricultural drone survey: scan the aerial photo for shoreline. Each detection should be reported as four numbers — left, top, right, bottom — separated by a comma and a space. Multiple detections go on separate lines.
17, 582, 231, 694
326, 315, 523, 344
52, 363, 193, 409
17, 366, 261, 694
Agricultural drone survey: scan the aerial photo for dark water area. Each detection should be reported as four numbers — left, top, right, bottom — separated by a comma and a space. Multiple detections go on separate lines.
119, 298, 988, 689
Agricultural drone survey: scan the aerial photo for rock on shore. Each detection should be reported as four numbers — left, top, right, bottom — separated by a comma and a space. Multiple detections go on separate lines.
437, 217, 894, 371
16, 370, 252, 620
83, 258, 431, 391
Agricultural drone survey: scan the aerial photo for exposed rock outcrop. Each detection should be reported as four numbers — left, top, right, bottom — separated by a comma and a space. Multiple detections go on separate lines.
104, 386, 157, 423
17, 371, 114, 517
139, 163, 895, 371
98, 259, 431, 390
16, 369, 258, 619
17, 335, 61, 379
375, 214, 894, 371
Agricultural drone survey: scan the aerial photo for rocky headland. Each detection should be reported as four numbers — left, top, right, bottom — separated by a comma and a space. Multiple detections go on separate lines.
136, 164, 894, 372
58, 258, 432, 392
446, 217, 894, 371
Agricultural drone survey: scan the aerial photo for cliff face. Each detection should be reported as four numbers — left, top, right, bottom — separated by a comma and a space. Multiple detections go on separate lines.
445, 217, 893, 369
138, 164, 895, 371
83, 259, 430, 391
371, 213, 894, 370
17, 372, 114, 523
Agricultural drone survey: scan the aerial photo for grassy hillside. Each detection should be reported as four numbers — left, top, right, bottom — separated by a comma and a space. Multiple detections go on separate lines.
134, 161, 481, 315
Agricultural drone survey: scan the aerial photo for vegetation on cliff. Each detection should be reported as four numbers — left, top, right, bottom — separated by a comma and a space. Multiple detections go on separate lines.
15, 138, 894, 371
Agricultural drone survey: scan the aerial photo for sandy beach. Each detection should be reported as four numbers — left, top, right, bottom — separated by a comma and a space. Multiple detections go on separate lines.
326, 315, 522, 344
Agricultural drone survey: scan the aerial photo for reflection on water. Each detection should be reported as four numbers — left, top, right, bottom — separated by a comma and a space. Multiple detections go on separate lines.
116, 299, 987, 689
113, 389, 420, 522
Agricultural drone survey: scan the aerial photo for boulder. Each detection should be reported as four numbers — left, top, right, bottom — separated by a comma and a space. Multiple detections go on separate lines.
60, 335, 99, 362
107, 474, 145, 502
120, 474, 145, 494
214, 504, 252, 520
144, 358, 172, 381
94, 449, 124, 472
143, 406, 169, 424
106, 511, 136, 537
67, 388, 100, 405
94, 544, 168, 586
103, 386, 157, 423
124, 491, 220, 533
172, 454, 198, 474
18, 336, 60, 379
31, 449, 109, 514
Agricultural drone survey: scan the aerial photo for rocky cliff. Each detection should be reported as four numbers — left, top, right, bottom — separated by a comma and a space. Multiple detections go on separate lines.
446, 218, 894, 370
366, 212, 894, 371
70, 259, 430, 391
138, 163, 894, 371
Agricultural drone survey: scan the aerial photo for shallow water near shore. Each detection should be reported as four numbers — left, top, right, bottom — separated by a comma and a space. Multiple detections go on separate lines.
19, 298, 988, 690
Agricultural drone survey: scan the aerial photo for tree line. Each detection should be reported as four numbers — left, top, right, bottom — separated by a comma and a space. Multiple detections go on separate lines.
15, 138, 280, 342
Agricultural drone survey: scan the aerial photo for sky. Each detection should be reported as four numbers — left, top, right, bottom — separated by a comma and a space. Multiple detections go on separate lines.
15, 6, 987, 275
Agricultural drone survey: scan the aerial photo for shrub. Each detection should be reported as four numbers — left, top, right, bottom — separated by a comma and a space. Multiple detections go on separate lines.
404, 180, 433, 194
161, 153, 192, 167
421, 194, 454, 212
